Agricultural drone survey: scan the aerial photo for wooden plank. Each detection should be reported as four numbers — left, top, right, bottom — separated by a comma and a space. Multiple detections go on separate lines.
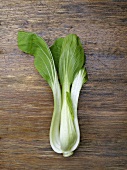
0, 0, 127, 169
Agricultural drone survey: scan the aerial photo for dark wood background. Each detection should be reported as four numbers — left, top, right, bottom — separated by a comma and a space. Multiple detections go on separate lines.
0, 0, 127, 169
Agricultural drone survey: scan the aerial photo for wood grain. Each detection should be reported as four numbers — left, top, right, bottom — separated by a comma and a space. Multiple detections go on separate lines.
0, 0, 127, 169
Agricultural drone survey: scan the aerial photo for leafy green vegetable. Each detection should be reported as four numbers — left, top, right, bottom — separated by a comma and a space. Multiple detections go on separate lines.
18, 31, 88, 157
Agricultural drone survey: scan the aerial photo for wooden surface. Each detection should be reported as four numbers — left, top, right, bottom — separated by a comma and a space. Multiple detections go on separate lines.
0, 0, 127, 169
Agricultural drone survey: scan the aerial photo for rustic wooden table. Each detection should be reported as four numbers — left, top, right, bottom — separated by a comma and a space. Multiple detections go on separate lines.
0, 0, 127, 169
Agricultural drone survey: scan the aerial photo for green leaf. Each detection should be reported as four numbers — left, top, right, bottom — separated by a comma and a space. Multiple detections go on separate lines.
66, 92, 74, 120
50, 37, 64, 73
59, 34, 85, 85
83, 68, 88, 84
18, 31, 56, 87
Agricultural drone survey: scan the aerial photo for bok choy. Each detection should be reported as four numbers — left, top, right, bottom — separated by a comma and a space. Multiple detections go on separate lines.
18, 31, 88, 157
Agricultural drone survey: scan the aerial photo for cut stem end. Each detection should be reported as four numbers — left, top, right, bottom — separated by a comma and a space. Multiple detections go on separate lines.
63, 151, 73, 157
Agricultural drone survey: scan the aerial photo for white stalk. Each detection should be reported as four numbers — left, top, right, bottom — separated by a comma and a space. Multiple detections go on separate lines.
60, 95, 77, 156
70, 69, 86, 152
60, 76, 77, 157
50, 75, 62, 153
